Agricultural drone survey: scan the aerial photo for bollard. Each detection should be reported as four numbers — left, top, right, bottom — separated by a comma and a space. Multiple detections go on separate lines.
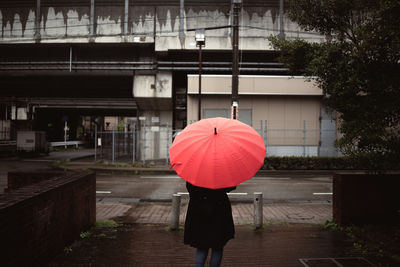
169, 194, 181, 230
254, 192, 263, 229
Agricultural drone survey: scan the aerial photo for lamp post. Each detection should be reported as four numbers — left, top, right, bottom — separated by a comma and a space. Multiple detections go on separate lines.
231, 0, 241, 120
195, 29, 205, 121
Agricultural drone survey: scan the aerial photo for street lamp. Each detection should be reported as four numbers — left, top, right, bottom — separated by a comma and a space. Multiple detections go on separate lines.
195, 29, 205, 121
231, 0, 242, 120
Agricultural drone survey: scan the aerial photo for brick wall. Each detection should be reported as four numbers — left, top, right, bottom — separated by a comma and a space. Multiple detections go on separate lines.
0, 171, 96, 266
6, 171, 64, 192
333, 172, 400, 226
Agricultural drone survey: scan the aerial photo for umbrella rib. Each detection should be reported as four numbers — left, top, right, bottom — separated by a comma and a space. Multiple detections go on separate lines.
189, 136, 214, 187
170, 135, 210, 159
223, 135, 265, 171
224, 134, 266, 154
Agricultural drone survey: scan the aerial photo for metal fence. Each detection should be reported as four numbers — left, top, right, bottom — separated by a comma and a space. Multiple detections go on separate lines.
95, 129, 136, 163
94, 123, 180, 165
94, 120, 338, 164
254, 120, 337, 157
0, 120, 12, 141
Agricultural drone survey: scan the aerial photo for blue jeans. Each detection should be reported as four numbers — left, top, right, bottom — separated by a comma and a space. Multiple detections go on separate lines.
195, 248, 223, 267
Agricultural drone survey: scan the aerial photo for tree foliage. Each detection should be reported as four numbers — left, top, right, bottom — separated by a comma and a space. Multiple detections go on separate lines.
269, 0, 400, 168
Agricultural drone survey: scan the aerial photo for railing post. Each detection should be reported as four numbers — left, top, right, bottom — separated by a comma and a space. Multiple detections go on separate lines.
166, 122, 169, 165
142, 121, 146, 165
94, 126, 97, 162
303, 120, 306, 157
254, 192, 263, 229
169, 194, 181, 230
264, 120, 268, 150
132, 123, 136, 164
112, 128, 115, 164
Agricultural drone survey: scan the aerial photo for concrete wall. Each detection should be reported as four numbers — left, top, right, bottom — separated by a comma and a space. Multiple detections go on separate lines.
188, 75, 322, 95
187, 94, 322, 156
0, 171, 96, 266
0, 0, 325, 49
138, 110, 172, 162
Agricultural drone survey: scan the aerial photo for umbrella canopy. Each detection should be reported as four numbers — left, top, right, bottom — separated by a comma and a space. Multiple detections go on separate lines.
169, 117, 266, 189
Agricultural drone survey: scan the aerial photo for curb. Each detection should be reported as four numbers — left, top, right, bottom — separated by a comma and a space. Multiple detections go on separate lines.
62, 164, 336, 177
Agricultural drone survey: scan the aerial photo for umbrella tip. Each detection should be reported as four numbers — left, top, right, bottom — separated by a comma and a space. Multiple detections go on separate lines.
214, 127, 217, 135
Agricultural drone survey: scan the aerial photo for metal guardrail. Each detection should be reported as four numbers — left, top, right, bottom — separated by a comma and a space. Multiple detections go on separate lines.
0, 140, 16, 146
50, 140, 85, 148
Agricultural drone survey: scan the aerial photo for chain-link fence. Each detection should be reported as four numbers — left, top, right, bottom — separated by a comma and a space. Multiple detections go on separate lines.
94, 119, 338, 164
0, 121, 12, 141
94, 123, 182, 165
95, 129, 136, 163
253, 120, 337, 157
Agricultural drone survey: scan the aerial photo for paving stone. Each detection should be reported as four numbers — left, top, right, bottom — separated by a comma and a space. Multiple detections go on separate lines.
96, 202, 332, 225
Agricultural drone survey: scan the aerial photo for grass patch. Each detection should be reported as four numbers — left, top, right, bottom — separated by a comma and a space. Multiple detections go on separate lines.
166, 226, 184, 232
63, 246, 72, 254
51, 159, 69, 168
80, 231, 91, 239
323, 220, 400, 266
94, 161, 151, 168
95, 220, 121, 228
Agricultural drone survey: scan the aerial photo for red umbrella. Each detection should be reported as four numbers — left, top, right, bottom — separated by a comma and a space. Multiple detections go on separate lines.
169, 117, 266, 189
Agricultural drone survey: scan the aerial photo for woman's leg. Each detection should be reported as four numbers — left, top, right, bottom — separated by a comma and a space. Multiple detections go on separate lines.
195, 248, 209, 267
209, 248, 223, 267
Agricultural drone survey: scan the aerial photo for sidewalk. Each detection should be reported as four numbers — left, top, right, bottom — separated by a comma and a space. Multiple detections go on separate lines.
96, 202, 332, 225
48, 201, 377, 267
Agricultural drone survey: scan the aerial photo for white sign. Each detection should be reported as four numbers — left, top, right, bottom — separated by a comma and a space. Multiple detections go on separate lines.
139, 116, 146, 121
151, 117, 159, 123
151, 126, 160, 132
97, 138, 102, 147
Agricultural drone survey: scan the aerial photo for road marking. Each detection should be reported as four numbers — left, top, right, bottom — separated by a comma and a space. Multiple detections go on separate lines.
253, 177, 291, 180
313, 192, 333, 195
22, 159, 54, 162
96, 191, 112, 194
177, 192, 248, 196
140, 175, 180, 179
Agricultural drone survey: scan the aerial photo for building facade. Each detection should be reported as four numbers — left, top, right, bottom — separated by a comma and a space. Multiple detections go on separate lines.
0, 0, 338, 159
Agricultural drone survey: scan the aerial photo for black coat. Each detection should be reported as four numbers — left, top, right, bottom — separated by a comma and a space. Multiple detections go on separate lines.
184, 182, 235, 249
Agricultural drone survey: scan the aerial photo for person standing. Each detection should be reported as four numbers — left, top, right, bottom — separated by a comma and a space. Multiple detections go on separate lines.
184, 182, 236, 267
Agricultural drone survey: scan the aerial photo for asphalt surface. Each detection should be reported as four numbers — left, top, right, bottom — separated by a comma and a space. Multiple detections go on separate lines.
94, 173, 332, 203
1, 149, 333, 204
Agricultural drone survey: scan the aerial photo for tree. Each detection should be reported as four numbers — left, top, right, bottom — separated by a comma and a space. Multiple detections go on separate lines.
270, 0, 400, 169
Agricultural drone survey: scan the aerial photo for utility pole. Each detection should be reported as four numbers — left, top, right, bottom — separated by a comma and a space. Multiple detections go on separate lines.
195, 29, 205, 121
231, 0, 241, 120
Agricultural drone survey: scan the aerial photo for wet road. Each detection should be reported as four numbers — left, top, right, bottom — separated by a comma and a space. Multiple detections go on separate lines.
1, 150, 332, 203
96, 173, 332, 203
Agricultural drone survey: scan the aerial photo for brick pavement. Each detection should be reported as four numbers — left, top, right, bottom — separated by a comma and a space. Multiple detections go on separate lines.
96, 202, 332, 225
48, 223, 374, 267
47, 202, 380, 267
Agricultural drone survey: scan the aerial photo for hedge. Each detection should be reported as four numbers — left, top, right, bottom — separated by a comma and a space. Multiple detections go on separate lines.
261, 156, 399, 170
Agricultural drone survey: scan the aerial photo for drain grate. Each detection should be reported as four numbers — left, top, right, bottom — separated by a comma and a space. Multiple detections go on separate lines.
299, 257, 376, 267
